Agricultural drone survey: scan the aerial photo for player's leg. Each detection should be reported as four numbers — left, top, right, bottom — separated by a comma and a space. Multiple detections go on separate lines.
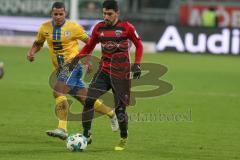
114, 98, 128, 150
46, 81, 71, 140
82, 71, 111, 141
68, 63, 116, 120
46, 63, 77, 140
54, 81, 71, 131
71, 87, 113, 117
111, 78, 131, 150
53, 62, 83, 132
71, 87, 118, 132
94, 99, 119, 132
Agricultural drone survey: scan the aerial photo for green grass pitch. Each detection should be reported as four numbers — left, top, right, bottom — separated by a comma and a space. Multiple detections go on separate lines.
0, 45, 240, 160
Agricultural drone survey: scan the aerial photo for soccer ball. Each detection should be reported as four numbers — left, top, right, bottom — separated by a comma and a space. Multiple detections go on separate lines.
66, 133, 88, 152
0, 62, 4, 79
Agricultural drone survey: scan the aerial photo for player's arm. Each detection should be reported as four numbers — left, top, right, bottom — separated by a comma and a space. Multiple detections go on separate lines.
69, 26, 98, 71
75, 24, 90, 44
27, 25, 45, 62
27, 41, 44, 62
69, 37, 97, 71
79, 36, 97, 58
78, 34, 93, 73
78, 24, 98, 58
79, 34, 94, 73
82, 37, 89, 44
74, 24, 95, 73
128, 23, 143, 79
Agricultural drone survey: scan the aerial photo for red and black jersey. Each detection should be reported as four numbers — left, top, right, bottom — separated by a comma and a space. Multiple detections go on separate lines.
79, 20, 143, 78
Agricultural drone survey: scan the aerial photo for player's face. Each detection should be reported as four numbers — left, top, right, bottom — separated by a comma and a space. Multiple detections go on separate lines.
51, 7, 66, 26
103, 8, 119, 26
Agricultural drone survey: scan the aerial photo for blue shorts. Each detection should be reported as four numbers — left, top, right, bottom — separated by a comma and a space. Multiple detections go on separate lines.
56, 64, 85, 95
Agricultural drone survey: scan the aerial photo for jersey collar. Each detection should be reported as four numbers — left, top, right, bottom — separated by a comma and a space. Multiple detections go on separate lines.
112, 19, 120, 27
52, 20, 66, 28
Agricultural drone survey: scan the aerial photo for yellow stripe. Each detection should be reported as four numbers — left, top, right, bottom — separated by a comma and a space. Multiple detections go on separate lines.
94, 99, 103, 109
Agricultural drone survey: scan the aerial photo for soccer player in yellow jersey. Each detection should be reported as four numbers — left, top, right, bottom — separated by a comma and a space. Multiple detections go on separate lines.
27, 2, 118, 140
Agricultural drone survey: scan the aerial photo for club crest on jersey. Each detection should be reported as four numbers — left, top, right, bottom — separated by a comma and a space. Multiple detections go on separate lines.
115, 30, 122, 37
64, 31, 71, 37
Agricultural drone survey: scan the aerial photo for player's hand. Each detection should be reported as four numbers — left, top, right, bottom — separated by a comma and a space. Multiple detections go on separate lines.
69, 56, 80, 71
27, 52, 35, 62
85, 62, 93, 74
131, 64, 141, 79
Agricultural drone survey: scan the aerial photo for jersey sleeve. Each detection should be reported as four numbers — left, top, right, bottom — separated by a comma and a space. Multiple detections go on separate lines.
127, 22, 143, 64
78, 24, 99, 57
35, 25, 46, 44
75, 24, 89, 42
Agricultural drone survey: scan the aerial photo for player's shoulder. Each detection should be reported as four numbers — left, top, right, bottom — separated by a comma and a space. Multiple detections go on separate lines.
65, 20, 81, 28
66, 20, 85, 31
94, 21, 105, 28
40, 20, 52, 28
114, 20, 135, 31
120, 20, 135, 29
66, 20, 78, 25
37, 20, 52, 32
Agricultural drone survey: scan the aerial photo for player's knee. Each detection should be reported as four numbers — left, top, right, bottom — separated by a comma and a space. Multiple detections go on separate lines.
55, 95, 68, 111
75, 88, 87, 104
115, 106, 127, 123
55, 95, 67, 104
115, 105, 126, 113
53, 91, 63, 99
85, 97, 96, 109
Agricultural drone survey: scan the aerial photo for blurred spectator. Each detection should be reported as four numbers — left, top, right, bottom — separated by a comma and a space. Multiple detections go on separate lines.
202, 6, 218, 27
79, 0, 101, 19
87, 1, 97, 12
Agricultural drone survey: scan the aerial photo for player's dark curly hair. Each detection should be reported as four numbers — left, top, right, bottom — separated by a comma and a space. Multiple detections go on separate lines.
103, 0, 119, 11
52, 2, 66, 10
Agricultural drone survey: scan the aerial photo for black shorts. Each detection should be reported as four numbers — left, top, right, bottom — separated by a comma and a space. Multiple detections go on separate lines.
87, 71, 131, 107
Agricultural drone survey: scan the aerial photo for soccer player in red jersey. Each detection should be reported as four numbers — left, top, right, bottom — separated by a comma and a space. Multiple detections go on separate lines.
69, 0, 143, 150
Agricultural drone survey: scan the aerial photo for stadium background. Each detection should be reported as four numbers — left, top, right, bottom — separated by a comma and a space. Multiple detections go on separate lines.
0, 0, 240, 160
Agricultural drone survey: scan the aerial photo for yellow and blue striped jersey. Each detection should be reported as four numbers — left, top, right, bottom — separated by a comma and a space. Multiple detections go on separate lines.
35, 20, 89, 69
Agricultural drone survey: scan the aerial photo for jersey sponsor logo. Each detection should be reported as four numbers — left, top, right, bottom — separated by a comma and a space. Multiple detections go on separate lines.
102, 41, 118, 53
101, 40, 129, 53
118, 40, 129, 51
53, 41, 63, 51
64, 31, 71, 37
115, 30, 122, 37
